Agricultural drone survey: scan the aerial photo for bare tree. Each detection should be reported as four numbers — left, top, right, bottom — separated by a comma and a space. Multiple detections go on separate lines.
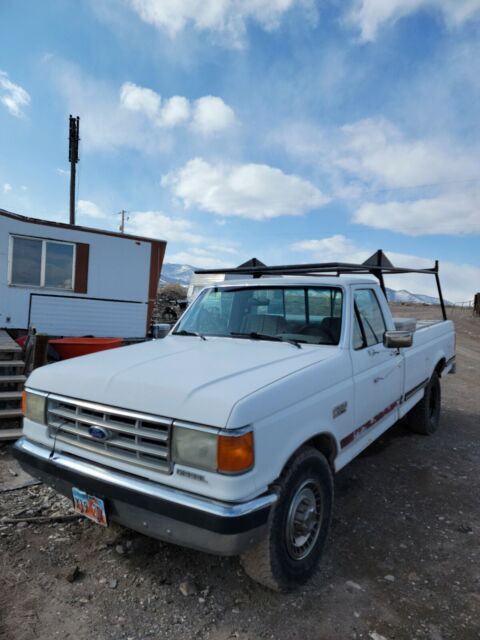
154, 284, 188, 323
157, 283, 187, 299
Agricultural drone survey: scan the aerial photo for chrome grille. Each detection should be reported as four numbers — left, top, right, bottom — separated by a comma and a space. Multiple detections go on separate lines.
47, 395, 173, 474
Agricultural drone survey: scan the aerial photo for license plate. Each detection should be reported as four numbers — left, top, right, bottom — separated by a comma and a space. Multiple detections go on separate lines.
72, 487, 108, 526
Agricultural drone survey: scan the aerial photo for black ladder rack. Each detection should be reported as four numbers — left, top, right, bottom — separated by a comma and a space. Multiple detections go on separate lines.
194, 250, 447, 320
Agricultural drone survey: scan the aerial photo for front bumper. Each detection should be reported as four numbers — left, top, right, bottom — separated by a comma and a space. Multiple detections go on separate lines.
13, 438, 276, 556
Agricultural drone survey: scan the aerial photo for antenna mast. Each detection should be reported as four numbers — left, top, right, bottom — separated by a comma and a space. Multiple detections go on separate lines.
68, 115, 80, 225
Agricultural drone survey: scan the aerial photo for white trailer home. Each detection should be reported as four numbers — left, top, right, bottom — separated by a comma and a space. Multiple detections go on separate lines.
0, 208, 166, 338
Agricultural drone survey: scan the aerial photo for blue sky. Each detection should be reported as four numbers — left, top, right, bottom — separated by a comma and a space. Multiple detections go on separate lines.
1, 0, 479, 301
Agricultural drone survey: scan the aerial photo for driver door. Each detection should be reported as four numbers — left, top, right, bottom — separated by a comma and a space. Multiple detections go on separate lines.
347, 287, 403, 450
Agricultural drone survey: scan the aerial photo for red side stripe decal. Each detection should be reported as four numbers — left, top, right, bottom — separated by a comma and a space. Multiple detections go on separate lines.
340, 400, 400, 449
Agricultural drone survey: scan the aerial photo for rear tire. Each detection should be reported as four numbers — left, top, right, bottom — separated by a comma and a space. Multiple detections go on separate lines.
406, 372, 441, 435
240, 447, 333, 592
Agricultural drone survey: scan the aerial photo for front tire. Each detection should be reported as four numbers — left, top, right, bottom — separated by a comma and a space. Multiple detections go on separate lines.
406, 372, 441, 435
240, 447, 333, 592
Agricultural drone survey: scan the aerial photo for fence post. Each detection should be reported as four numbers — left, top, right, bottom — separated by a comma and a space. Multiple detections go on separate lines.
474, 293, 480, 317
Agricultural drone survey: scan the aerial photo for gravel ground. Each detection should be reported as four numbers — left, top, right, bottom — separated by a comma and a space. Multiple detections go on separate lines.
0, 305, 478, 640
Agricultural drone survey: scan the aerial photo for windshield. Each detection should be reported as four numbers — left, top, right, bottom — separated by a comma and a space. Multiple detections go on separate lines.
174, 286, 343, 345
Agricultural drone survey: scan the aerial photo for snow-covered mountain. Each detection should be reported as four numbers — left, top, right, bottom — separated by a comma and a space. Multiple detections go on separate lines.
160, 264, 448, 305
385, 288, 450, 306
160, 263, 195, 286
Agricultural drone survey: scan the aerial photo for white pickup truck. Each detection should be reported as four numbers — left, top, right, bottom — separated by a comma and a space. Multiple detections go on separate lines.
14, 260, 455, 591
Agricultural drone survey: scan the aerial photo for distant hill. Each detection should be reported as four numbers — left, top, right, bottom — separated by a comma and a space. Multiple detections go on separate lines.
386, 288, 451, 306
160, 263, 449, 305
160, 263, 195, 286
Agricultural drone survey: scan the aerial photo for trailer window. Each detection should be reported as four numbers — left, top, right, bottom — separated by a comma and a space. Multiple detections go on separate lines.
10, 237, 43, 286
10, 236, 75, 290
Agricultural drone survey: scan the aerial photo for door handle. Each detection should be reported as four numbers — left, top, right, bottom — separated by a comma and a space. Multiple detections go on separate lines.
368, 348, 381, 356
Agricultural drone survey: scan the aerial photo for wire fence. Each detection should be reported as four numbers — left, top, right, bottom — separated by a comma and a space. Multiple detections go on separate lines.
447, 300, 475, 315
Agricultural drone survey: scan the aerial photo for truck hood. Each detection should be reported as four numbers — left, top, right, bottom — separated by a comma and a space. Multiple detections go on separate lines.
27, 336, 337, 428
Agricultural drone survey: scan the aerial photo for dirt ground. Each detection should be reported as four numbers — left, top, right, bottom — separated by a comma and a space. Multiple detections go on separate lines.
0, 305, 478, 640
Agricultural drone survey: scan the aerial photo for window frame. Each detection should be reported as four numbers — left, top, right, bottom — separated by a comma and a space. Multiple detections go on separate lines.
352, 287, 387, 350
8, 234, 77, 291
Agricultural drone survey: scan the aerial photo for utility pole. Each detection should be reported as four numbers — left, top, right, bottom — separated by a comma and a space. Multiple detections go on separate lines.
68, 115, 80, 225
117, 209, 129, 233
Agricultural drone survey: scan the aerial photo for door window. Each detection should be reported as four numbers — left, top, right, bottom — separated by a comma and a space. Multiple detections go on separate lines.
353, 311, 366, 350
354, 289, 386, 347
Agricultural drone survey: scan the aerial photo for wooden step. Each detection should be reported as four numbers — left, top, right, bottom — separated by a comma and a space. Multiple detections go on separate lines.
0, 375, 27, 384
0, 345, 21, 353
0, 360, 25, 368
0, 428, 23, 441
0, 408, 23, 419
0, 390, 22, 401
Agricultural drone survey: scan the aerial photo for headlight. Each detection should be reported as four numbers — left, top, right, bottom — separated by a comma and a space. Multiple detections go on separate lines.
22, 390, 47, 425
172, 425, 218, 471
172, 424, 254, 474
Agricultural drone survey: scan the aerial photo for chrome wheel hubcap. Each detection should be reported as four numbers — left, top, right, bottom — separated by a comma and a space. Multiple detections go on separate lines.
286, 480, 322, 560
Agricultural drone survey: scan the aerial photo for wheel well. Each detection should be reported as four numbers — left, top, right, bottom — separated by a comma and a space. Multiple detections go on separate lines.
434, 357, 446, 377
306, 433, 337, 468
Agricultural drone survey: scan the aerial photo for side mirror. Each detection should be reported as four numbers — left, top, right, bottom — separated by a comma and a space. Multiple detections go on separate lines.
383, 330, 413, 349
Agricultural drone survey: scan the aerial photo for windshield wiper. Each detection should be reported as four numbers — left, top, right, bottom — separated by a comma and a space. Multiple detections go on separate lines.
230, 332, 303, 349
174, 329, 207, 341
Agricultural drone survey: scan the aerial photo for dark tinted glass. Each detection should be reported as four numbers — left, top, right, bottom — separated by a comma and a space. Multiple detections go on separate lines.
11, 237, 42, 286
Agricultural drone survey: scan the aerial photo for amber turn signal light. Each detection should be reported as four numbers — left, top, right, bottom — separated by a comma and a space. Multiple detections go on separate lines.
217, 431, 254, 474
21, 390, 27, 416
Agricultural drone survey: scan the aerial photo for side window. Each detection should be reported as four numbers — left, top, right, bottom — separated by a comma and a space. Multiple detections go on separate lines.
354, 289, 386, 347
353, 312, 365, 350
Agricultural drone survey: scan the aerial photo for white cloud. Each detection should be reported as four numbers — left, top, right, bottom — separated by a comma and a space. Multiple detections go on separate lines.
3, 183, 12, 194
120, 82, 235, 133
127, 211, 205, 244
278, 118, 479, 190
277, 117, 480, 235
120, 81, 161, 118
336, 118, 478, 190
354, 189, 480, 236
162, 157, 329, 220
52, 62, 235, 153
161, 96, 191, 127
77, 199, 108, 219
348, 0, 480, 42
128, 212, 239, 267
0, 70, 30, 117
54, 63, 159, 153
57, 168, 70, 176
126, 0, 311, 46
291, 234, 480, 303
191, 96, 236, 135
167, 248, 232, 269
292, 234, 363, 261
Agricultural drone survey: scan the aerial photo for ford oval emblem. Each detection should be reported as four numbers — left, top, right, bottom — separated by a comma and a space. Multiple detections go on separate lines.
88, 426, 111, 441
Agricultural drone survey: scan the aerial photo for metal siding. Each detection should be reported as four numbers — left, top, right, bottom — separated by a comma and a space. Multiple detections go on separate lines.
29, 295, 147, 338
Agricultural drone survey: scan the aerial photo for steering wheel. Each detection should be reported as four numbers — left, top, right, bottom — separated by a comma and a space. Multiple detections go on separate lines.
298, 324, 332, 343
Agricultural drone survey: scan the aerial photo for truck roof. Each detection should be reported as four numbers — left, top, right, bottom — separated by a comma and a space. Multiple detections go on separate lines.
208, 275, 377, 288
